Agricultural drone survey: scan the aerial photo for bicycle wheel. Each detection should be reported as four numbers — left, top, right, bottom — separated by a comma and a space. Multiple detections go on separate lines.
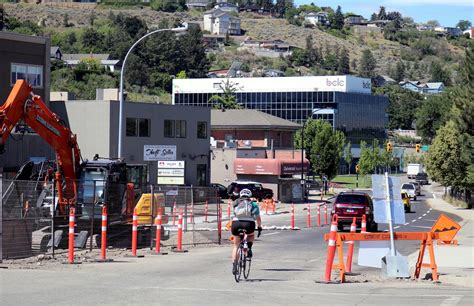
234, 247, 243, 282
243, 256, 251, 280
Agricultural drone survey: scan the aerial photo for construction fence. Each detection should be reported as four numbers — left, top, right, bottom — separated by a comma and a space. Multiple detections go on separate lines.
0, 176, 225, 261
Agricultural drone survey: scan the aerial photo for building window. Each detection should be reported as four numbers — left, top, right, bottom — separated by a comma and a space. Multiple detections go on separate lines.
11, 63, 43, 88
126, 118, 150, 137
176, 120, 186, 138
197, 121, 207, 139
196, 164, 207, 186
164, 120, 175, 138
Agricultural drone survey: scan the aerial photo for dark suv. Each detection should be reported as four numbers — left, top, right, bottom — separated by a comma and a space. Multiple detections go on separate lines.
331, 191, 377, 232
415, 172, 429, 185
227, 181, 274, 201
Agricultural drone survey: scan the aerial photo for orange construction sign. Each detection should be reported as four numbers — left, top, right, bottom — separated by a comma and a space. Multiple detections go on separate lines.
430, 213, 461, 245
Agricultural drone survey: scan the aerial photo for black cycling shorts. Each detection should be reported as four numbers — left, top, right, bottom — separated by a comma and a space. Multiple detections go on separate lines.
231, 220, 256, 236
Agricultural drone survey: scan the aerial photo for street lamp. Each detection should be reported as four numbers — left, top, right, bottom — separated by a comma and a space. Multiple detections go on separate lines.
118, 23, 188, 158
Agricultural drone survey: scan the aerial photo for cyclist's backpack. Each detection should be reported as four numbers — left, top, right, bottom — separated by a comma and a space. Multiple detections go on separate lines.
234, 199, 253, 218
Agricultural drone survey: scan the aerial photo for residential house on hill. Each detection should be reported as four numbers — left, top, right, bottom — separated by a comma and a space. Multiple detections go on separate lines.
62, 53, 120, 72
239, 39, 294, 58
434, 26, 462, 37
344, 14, 366, 25
463, 27, 474, 39
304, 11, 329, 26
399, 80, 445, 94
50, 46, 62, 61
367, 20, 391, 28
203, 8, 241, 35
186, 0, 211, 10
214, 2, 238, 13
239, 5, 272, 15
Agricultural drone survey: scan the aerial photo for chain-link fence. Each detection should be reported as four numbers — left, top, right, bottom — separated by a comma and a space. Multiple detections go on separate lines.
1, 176, 224, 261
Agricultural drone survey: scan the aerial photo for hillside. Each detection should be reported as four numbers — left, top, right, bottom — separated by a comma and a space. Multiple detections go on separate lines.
2, 3, 468, 89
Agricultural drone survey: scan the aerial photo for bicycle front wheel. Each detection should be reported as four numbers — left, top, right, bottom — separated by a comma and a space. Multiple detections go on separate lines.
234, 247, 243, 282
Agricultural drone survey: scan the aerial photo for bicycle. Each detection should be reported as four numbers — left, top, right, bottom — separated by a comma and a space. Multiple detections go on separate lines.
234, 229, 251, 282
233, 227, 262, 282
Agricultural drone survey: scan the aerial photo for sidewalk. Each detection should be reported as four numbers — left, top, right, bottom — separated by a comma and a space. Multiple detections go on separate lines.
408, 183, 474, 288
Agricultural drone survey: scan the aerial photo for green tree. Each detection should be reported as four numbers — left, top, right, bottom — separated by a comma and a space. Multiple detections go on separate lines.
294, 119, 346, 180
330, 5, 344, 30
81, 27, 104, 52
377, 6, 387, 20
426, 20, 440, 27
426, 121, 467, 194
358, 141, 373, 176
208, 79, 242, 109
358, 49, 377, 78
338, 47, 350, 74
415, 93, 453, 142
374, 85, 424, 129
456, 20, 472, 31
178, 25, 210, 78
393, 61, 405, 82
430, 61, 451, 86
344, 141, 353, 174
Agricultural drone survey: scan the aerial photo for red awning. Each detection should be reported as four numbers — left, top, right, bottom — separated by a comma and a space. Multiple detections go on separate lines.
234, 158, 310, 176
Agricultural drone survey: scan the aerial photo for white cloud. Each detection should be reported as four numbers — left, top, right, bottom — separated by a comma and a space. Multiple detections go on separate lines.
386, 0, 473, 6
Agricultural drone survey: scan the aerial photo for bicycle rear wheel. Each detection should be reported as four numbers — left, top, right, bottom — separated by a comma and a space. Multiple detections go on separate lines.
234, 247, 243, 282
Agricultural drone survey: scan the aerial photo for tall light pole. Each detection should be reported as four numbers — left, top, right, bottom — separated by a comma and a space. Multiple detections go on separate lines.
118, 24, 188, 158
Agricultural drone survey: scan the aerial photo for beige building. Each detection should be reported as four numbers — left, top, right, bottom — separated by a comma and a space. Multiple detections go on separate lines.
203, 8, 241, 35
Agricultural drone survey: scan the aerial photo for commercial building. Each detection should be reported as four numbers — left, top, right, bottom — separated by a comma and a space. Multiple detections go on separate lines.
0, 95, 211, 186
0, 31, 50, 104
210, 109, 309, 202
173, 75, 388, 142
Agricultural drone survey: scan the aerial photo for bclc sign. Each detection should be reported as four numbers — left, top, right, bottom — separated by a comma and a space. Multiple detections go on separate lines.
325, 77, 371, 90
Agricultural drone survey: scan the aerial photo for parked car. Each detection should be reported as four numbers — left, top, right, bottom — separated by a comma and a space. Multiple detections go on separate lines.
210, 183, 229, 199
331, 191, 377, 232
415, 172, 429, 185
411, 181, 421, 196
227, 181, 274, 201
401, 192, 411, 213
401, 183, 417, 200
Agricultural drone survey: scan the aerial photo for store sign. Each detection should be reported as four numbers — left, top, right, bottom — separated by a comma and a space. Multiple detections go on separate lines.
158, 169, 185, 176
157, 160, 185, 169
281, 163, 309, 175
144, 145, 176, 161
158, 177, 185, 185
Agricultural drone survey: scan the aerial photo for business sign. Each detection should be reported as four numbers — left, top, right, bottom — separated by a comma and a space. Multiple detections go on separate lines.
158, 169, 185, 176
157, 160, 185, 169
143, 145, 176, 161
158, 177, 185, 185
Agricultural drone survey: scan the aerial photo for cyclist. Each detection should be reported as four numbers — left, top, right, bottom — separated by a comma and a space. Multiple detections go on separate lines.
231, 188, 262, 275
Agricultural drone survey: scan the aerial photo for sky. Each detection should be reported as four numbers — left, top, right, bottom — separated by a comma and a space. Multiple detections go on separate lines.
294, 0, 473, 27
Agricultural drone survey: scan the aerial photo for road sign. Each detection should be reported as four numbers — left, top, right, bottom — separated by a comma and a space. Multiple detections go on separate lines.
431, 213, 461, 243
372, 175, 405, 225
422, 145, 429, 152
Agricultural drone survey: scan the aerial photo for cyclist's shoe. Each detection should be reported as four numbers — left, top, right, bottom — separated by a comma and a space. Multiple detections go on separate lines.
247, 249, 253, 258
232, 262, 238, 275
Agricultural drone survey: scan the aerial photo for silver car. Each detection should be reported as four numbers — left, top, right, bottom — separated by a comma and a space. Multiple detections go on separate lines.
401, 183, 417, 200
411, 181, 421, 196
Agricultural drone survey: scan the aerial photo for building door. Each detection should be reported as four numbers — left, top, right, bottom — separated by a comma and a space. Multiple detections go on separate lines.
196, 164, 207, 186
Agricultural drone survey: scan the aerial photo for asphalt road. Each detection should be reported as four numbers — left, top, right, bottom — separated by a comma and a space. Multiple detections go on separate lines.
0, 184, 472, 305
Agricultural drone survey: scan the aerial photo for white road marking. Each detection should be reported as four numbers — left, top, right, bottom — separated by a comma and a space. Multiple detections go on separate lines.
394, 226, 400, 229
433, 194, 437, 199
424, 219, 439, 222
422, 214, 427, 217
418, 217, 423, 220
404, 223, 409, 226
262, 231, 280, 236
134, 286, 465, 299
410, 225, 433, 229
440, 296, 462, 306
411, 220, 417, 223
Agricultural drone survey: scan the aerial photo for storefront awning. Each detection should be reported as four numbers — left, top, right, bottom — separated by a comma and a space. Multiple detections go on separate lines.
234, 158, 310, 176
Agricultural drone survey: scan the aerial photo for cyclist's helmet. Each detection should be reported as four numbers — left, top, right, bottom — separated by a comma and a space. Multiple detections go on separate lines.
239, 188, 252, 198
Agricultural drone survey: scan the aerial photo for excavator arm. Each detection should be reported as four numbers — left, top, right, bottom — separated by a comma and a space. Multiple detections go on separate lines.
0, 80, 81, 212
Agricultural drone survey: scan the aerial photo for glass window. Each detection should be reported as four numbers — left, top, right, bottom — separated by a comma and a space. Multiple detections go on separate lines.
197, 121, 207, 139
11, 63, 43, 88
138, 118, 150, 137
164, 120, 174, 138
197, 164, 207, 186
176, 120, 186, 138
126, 118, 137, 137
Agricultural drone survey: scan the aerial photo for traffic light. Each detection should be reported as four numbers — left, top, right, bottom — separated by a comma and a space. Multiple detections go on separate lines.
386, 142, 393, 153
416, 144, 421, 153
356, 164, 360, 173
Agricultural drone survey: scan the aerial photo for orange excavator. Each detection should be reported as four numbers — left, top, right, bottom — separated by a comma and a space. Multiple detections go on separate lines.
1, 80, 80, 215
1, 80, 166, 234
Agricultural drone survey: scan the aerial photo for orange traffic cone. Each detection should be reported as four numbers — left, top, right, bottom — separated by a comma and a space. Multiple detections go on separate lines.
324, 214, 339, 282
